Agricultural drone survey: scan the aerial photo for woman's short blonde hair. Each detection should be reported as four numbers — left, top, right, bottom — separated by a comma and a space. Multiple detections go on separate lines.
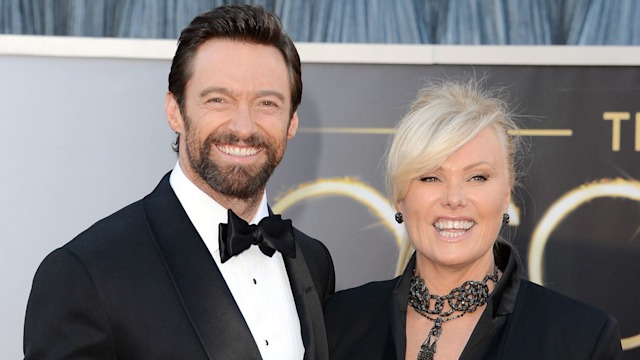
387, 78, 522, 273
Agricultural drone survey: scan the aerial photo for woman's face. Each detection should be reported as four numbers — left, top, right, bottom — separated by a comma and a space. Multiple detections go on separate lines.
397, 127, 511, 270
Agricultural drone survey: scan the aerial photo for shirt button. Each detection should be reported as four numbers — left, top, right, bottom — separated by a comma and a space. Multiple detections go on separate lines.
253, 278, 257, 284
265, 339, 269, 346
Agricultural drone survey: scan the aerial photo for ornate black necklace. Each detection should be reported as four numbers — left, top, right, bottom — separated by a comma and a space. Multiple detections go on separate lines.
408, 266, 499, 360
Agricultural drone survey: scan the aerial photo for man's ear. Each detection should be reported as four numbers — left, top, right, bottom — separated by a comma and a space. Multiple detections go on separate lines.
165, 92, 185, 133
287, 111, 299, 139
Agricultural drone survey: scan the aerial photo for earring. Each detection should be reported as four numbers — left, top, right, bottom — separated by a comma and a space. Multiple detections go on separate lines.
395, 212, 404, 224
502, 213, 510, 226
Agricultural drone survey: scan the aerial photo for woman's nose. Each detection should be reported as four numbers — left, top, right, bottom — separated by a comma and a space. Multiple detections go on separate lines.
442, 181, 468, 208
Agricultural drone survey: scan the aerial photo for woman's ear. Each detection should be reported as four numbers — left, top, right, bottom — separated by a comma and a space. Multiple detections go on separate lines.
502, 191, 512, 214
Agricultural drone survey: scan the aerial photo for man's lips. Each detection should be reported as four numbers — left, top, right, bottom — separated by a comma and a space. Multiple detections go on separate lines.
216, 144, 261, 157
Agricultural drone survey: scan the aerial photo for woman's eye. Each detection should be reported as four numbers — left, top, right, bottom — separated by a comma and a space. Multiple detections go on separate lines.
470, 174, 488, 182
419, 176, 438, 182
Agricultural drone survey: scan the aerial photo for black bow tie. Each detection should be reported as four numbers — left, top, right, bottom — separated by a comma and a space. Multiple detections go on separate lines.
218, 209, 296, 264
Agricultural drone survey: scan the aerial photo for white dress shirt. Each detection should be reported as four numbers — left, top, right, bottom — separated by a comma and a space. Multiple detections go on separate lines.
169, 162, 304, 359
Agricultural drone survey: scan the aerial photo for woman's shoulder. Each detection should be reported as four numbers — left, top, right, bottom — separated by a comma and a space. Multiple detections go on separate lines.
325, 278, 400, 359
504, 279, 622, 358
516, 279, 613, 322
326, 278, 398, 313
514, 280, 620, 345
325, 277, 400, 329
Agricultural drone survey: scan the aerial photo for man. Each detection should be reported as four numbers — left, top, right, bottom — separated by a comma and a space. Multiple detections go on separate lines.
24, 5, 335, 359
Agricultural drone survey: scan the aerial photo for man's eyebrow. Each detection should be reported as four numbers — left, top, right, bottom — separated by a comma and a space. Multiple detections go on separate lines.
199, 86, 233, 98
255, 90, 286, 102
199, 87, 286, 102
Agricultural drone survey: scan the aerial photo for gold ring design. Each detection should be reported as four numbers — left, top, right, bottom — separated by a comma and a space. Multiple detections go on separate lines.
529, 178, 640, 350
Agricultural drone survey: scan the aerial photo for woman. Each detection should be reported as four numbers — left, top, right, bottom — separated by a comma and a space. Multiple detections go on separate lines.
324, 79, 622, 359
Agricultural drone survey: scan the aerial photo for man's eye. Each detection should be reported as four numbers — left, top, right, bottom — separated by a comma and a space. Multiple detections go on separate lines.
208, 98, 224, 104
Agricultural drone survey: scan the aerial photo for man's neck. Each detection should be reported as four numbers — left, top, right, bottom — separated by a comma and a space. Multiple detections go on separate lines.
210, 193, 262, 223
180, 163, 264, 222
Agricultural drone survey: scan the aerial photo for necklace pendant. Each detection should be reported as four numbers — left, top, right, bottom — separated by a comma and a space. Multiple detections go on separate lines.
418, 318, 441, 360
418, 343, 436, 360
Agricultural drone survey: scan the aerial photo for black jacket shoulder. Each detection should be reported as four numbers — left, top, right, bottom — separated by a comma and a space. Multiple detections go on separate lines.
325, 279, 398, 360
501, 280, 622, 359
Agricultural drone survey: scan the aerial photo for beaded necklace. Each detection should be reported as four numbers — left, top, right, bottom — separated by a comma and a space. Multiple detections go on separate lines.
408, 266, 499, 360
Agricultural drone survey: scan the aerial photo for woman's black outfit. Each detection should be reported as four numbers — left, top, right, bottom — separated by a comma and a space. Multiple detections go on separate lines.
325, 243, 623, 359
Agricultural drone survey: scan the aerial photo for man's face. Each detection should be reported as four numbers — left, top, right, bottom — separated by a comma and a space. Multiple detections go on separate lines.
166, 39, 298, 199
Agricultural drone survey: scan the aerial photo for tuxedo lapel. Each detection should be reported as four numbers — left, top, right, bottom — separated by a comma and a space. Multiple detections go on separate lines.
284, 240, 329, 360
142, 174, 261, 360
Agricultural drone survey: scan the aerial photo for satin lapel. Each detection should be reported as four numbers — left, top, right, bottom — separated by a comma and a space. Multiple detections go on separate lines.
391, 290, 407, 360
392, 255, 416, 360
284, 240, 329, 360
142, 174, 261, 360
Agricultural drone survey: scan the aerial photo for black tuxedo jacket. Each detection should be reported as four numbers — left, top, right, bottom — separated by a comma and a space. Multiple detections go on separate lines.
24, 173, 335, 359
325, 244, 622, 360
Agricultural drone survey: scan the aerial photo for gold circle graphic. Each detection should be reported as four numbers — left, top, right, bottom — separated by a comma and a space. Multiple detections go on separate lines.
272, 178, 406, 247
529, 178, 640, 350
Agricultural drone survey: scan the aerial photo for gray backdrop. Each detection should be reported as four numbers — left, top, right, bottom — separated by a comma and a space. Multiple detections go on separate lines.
2, 54, 639, 358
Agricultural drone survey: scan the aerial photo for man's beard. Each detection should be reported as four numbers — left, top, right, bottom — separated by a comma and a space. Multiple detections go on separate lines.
185, 130, 286, 200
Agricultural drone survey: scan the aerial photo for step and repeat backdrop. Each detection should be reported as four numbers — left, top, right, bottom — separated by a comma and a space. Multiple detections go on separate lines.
272, 63, 640, 356
1, 43, 638, 358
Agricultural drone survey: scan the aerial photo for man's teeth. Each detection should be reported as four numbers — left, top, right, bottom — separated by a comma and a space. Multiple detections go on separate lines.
434, 220, 474, 237
217, 145, 259, 156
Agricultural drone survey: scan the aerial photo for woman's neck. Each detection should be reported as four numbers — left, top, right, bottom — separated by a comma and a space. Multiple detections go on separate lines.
413, 254, 496, 296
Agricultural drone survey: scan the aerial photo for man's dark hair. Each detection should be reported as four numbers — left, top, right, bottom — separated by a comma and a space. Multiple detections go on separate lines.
168, 5, 302, 152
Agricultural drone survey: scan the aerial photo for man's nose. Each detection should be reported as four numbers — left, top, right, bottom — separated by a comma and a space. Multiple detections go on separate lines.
227, 104, 257, 140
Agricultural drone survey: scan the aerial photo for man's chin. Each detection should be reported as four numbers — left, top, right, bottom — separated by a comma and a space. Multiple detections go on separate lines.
206, 169, 269, 199
211, 182, 263, 200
